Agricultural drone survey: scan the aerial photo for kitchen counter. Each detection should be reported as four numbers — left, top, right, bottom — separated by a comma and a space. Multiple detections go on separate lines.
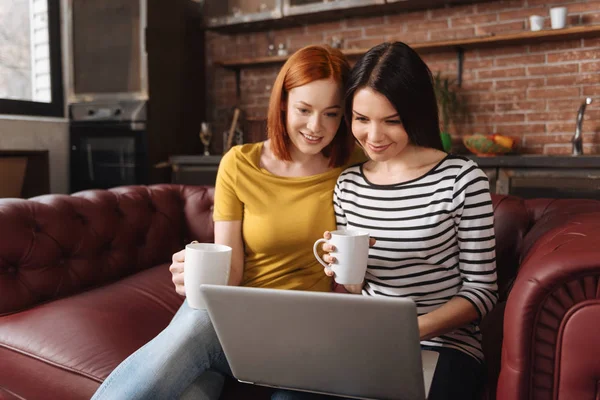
463, 154, 600, 199
169, 155, 223, 165
170, 153, 600, 169
168, 153, 600, 198
465, 154, 600, 168
168, 154, 222, 187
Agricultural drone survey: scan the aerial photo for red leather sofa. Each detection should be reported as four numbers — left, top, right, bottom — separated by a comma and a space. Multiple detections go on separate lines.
0, 185, 599, 400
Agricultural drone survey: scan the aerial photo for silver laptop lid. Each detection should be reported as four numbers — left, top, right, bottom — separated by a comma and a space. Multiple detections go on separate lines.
200, 285, 427, 400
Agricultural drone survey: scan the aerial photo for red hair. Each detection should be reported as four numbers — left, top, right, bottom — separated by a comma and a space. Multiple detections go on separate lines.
267, 45, 353, 167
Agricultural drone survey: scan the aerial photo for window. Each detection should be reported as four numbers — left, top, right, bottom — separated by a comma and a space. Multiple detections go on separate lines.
0, 0, 63, 117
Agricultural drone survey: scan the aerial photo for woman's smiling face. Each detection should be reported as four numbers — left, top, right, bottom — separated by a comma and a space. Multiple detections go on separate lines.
351, 87, 411, 162
285, 78, 343, 157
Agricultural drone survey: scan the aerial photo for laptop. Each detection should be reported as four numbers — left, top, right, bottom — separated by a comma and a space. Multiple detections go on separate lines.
200, 285, 439, 400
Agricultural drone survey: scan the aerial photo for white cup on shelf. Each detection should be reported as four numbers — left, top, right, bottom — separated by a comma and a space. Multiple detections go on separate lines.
529, 15, 544, 31
550, 7, 568, 29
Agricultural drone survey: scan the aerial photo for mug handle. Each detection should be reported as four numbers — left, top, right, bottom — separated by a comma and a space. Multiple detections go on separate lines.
313, 238, 330, 269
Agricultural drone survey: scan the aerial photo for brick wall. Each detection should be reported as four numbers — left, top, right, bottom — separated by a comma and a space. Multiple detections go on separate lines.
205, 0, 600, 155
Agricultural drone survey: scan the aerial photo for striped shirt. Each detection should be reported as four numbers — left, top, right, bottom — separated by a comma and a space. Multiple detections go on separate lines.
333, 155, 498, 362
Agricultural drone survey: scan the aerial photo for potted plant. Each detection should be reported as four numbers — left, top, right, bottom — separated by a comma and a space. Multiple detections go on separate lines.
432, 72, 465, 152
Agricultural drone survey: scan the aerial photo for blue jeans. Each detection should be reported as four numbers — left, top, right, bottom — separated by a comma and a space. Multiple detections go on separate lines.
271, 346, 485, 400
271, 391, 349, 400
92, 300, 231, 400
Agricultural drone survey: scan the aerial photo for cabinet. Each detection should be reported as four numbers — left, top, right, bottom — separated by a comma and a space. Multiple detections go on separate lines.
495, 169, 600, 200
169, 155, 222, 186
167, 154, 600, 199
203, 0, 282, 28
283, 0, 384, 17
469, 156, 600, 200
0, 151, 50, 198
203, 0, 495, 31
481, 168, 497, 195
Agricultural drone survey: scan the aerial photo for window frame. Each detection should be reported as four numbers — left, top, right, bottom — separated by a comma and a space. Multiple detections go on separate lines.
0, 0, 64, 118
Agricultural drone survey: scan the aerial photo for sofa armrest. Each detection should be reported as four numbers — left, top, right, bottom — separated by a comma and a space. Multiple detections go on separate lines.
497, 212, 600, 400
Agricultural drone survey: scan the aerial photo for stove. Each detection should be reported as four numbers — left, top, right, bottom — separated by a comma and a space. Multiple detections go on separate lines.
69, 100, 148, 192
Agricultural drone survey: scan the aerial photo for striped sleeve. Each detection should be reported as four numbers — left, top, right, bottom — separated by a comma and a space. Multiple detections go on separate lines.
333, 178, 347, 230
452, 162, 498, 321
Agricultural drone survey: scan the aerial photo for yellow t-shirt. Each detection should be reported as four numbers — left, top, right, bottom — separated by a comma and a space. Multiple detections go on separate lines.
213, 142, 364, 292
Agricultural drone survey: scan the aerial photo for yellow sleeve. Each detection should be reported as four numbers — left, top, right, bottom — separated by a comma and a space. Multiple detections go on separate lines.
213, 148, 243, 221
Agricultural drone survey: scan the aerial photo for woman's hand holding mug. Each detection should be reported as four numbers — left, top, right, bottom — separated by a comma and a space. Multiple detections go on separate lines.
169, 248, 187, 296
320, 231, 337, 277
313, 230, 375, 294
170, 240, 233, 309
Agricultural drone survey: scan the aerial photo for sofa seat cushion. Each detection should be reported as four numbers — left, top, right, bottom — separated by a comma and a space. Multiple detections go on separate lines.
0, 263, 183, 400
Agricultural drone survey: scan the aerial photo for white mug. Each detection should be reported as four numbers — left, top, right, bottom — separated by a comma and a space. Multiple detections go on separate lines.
184, 243, 232, 309
313, 229, 370, 285
529, 15, 544, 32
550, 7, 567, 29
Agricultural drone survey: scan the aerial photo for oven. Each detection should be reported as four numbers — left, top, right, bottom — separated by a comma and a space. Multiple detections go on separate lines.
69, 101, 148, 193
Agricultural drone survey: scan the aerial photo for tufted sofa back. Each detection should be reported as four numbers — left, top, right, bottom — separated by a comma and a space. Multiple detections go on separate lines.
0, 185, 214, 316
2, 188, 597, 318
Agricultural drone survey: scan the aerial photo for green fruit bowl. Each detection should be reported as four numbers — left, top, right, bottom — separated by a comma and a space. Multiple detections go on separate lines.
463, 134, 513, 157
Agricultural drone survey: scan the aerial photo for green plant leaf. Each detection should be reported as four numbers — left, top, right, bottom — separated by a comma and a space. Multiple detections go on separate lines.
432, 71, 465, 135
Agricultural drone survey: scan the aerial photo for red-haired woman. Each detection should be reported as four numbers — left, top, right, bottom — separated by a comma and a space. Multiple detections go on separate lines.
92, 45, 363, 400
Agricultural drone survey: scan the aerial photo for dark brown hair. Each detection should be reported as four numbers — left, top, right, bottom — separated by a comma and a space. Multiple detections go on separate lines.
345, 42, 443, 151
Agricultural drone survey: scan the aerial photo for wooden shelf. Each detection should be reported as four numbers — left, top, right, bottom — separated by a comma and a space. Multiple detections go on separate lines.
216, 54, 290, 69
206, 0, 495, 34
411, 24, 600, 52
215, 25, 600, 69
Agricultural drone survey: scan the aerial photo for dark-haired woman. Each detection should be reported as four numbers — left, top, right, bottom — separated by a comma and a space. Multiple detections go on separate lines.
274, 41, 497, 400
